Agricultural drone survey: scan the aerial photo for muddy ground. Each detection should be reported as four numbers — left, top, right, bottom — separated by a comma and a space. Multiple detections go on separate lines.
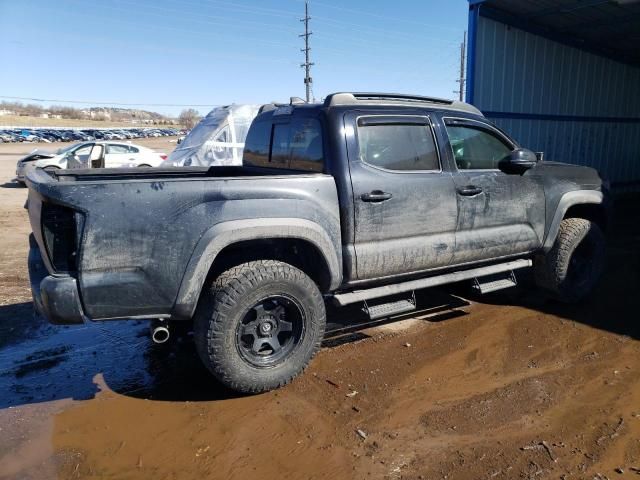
0, 140, 638, 480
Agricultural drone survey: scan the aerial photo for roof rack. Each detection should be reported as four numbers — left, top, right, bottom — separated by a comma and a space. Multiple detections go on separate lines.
258, 96, 309, 114
323, 92, 482, 116
324, 92, 454, 107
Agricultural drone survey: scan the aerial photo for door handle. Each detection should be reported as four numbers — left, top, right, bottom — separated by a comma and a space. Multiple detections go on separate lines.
456, 185, 483, 196
361, 190, 393, 202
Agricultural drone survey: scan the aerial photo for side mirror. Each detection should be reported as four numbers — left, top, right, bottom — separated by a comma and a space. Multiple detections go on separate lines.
498, 148, 539, 174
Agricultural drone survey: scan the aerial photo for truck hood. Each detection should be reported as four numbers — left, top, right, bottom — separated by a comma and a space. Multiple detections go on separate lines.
527, 161, 603, 188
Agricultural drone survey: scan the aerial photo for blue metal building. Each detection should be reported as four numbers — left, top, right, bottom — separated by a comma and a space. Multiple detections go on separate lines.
466, 0, 640, 191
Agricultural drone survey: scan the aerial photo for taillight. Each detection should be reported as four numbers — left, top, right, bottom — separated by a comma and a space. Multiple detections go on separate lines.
160, 154, 168, 161
41, 203, 78, 273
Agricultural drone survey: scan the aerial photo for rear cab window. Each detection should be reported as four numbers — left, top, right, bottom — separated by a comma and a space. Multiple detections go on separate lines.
243, 113, 324, 173
243, 119, 271, 167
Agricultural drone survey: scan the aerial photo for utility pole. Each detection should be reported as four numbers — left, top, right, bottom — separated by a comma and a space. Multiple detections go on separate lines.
455, 31, 466, 101
299, 0, 314, 103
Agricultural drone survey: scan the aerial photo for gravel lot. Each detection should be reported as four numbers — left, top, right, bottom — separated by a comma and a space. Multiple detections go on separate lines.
0, 140, 639, 480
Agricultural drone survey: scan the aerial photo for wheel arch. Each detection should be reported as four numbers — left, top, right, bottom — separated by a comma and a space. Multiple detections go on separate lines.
172, 218, 342, 320
543, 190, 607, 252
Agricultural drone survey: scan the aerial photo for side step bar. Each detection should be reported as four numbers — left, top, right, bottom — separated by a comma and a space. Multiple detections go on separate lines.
473, 271, 517, 294
365, 297, 416, 320
333, 259, 532, 306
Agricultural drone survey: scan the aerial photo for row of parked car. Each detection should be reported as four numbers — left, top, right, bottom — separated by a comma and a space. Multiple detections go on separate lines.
0, 127, 181, 143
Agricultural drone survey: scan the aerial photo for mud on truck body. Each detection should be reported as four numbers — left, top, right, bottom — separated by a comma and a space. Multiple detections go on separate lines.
27, 93, 610, 393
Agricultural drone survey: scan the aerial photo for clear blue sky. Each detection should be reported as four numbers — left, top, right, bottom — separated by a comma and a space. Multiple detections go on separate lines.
0, 0, 469, 116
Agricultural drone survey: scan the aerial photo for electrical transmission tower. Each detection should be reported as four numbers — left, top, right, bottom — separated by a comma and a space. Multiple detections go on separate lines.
300, 0, 314, 103
454, 31, 467, 101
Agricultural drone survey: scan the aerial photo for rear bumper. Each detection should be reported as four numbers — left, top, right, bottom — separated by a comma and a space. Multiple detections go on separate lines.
28, 235, 85, 325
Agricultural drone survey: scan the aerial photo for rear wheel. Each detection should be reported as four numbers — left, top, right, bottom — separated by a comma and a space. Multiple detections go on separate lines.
194, 260, 326, 393
138, 164, 152, 167
534, 218, 605, 302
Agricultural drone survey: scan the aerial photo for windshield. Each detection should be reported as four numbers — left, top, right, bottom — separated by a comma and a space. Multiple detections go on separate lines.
56, 142, 86, 155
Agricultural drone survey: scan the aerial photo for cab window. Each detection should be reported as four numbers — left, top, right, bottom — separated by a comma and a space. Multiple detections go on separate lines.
243, 119, 271, 167
289, 118, 323, 172
243, 116, 324, 172
445, 120, 512, 170
357, 118, 439, 171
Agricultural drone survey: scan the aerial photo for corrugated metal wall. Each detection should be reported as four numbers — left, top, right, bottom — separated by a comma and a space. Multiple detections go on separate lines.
472, 15, 640, 190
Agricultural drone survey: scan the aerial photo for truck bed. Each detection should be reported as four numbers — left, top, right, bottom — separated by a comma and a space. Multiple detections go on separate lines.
26, 165, 342, 322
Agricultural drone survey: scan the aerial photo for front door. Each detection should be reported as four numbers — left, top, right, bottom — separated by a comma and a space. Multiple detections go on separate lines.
442, 116, 545, 265
345, 112, 458, 281
89, 144, 105, 168
66, 143, 94, 169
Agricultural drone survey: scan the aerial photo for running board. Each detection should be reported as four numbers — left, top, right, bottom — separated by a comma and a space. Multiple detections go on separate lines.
333, 259, 532, 306
364, 294, 416, 320
473, 271, 517, 294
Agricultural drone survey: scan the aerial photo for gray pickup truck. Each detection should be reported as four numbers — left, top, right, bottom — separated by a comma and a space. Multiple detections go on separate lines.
27, 93, 609, 393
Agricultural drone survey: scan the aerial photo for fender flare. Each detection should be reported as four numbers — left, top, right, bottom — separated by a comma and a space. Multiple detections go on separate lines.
542, 190, 604, 251
171, 218, 342, 319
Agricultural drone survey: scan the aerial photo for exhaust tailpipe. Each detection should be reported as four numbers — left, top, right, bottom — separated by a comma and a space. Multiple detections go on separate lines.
151, 320, 170, 344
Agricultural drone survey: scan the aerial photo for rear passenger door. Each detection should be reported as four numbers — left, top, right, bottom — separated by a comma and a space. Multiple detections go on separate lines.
442, 117, 545, 264
345, 113, 458, 280
104, 143, 131, 168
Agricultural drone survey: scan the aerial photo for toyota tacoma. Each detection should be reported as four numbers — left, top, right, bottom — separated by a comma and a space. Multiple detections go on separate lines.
26, 93, 609, 393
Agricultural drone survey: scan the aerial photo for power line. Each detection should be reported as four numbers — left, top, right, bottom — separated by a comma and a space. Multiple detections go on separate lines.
39, 2, 300, 56
159, 0, 459, 48
0, 96, 218, 108
61, 0, 298, 38
300, 1, 314, 103
312, 32, 458, 58
288, 0, 460, 32
311, 15, 459, 44
56, 0, 461, 73
203, 0, 299, 19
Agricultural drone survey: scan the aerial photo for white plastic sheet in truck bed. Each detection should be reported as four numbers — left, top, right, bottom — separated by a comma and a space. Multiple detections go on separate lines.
166, 104, 261, 167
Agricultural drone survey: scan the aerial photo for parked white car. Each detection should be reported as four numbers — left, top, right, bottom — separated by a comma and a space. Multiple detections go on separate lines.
16, 141, 167, 183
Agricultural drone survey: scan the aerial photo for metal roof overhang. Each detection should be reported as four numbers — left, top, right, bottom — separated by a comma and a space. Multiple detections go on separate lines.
468, 0, 640, 67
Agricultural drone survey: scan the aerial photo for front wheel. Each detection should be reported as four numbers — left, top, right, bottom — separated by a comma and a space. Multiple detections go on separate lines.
194, 260, 326, 393
534, 218, 605, 303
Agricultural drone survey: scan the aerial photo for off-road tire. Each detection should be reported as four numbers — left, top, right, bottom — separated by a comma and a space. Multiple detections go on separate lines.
534, 218, 605, 302
194, 260, 326, 394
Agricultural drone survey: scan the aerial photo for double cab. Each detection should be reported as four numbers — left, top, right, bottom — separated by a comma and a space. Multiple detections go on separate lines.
27, 93, 609, 393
